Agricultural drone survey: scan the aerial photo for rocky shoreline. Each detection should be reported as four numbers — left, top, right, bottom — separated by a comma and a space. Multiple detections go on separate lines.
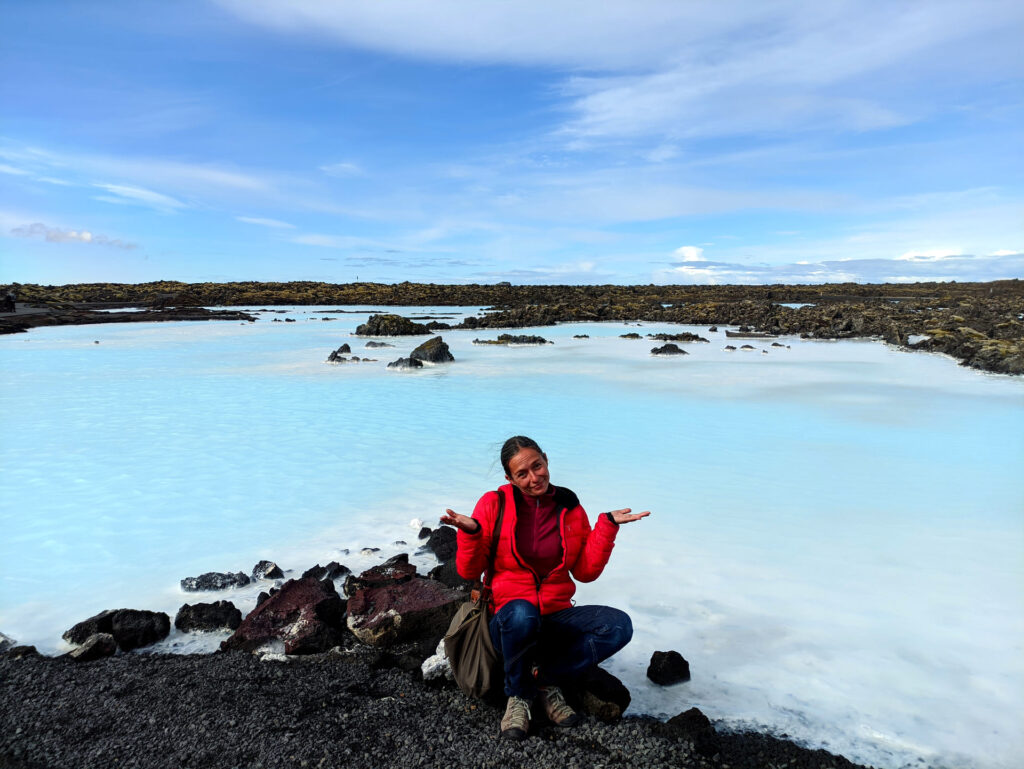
1, 530, 874, 769
2, 279, 1021, 375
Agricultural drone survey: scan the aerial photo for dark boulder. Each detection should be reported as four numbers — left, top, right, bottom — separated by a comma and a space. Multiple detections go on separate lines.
620, 332, 642, 339
302, 561, 350, 582
180, 571, 250, 592
573, 334, 590, 338
422, 526, 457, 562
709, 326, 718, 332
666, 707, 720, 758
0, 631, 14, 654
251, 560, 284, 580
326, 345, 350, 362
410, 336, 454, 363
221, 576, 347, 655
651, 343, 687, 355
175, 601, 243, 632
386, 357, 423, 369
364, 341, 394, 348
473, 334, 551, 345
344, 554, 416, 596
647, 650, 691, 685
68, 633, 117, 662
347, 577, 464, 647
63, 609, 170, 651
427, 559, 473, 591
570, 666, 632, 722
5, 645, 39, 659
724, 345, 737, 351
355, 314, 431, 336
417, 526, 432, 540
648, 332, 709, 343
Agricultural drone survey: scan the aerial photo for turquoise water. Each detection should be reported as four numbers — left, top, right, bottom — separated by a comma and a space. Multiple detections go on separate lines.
1, 307, 1022, 769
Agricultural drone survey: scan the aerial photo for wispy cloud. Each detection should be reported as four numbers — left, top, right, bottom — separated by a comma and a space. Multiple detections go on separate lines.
0, 164, 30, 176
93, 183, 186, 212
10, 222, 137, 249
319, 162, 364, 177
236, 216, 296, 229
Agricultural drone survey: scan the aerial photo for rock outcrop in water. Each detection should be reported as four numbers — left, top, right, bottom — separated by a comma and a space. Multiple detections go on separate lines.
355, 313, 431, 336
174, 601, 242, 632
63, 609, 170, 652
180, 571, 250, 592
410, 336, 455, 363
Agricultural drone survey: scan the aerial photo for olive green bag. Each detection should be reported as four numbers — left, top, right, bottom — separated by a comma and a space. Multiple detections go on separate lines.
444, 490, 505, 699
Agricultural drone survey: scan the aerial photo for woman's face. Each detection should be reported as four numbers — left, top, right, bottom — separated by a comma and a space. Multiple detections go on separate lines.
505, 447, 550, 497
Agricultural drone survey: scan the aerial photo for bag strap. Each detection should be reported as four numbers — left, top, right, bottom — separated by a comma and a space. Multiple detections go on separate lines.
482, 488, 505, 589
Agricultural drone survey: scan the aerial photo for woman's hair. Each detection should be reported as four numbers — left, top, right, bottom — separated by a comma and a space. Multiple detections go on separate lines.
500, 435, 543, 475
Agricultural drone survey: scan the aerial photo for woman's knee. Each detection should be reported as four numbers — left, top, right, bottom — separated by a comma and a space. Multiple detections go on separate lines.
496, 599, 541, 634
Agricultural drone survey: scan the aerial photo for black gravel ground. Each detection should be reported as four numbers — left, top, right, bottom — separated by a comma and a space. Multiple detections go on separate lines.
0, 650, 872, 769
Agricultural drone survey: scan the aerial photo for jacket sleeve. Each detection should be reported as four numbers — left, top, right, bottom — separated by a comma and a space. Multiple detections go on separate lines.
568, 508, 619, 583
455, 490, 501, 581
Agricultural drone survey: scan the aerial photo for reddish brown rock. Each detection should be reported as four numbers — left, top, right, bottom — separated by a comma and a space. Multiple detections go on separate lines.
221, 577, 346, 655
347, 577, 464, 647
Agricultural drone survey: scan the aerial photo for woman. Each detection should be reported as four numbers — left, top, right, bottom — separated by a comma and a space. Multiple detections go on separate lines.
441, 436, 649, 740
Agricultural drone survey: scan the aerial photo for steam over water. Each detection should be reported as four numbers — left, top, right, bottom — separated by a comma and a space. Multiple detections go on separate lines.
1, 306, 1022, 769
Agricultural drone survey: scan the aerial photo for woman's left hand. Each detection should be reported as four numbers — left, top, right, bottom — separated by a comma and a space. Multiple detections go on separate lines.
608, 508, 651, 524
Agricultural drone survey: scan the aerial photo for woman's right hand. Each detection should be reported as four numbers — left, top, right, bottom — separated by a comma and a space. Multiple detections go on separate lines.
440, 508, 480, 534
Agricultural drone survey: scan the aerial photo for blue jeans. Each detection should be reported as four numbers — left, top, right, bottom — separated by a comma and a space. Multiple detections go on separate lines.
489, 599, 633, 699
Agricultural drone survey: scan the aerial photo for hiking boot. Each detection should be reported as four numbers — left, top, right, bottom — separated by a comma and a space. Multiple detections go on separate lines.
500, 696, 531, 740
538, 686, 581, 727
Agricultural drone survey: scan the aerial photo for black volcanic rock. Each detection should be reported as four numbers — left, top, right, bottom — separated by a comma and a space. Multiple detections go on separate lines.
64, 609, 170, 652
421, 526, 457, 563
180, 571, 250, 592
68, 633, 117, 662
647, 650, 691, 685
410, 336, 454, 363
174, 601, 243, 632
251, 560, 284, 580
651, 343, 687, 355
665, 707, 720, 758
355, 314, 431, 336
387, 357, 423, 369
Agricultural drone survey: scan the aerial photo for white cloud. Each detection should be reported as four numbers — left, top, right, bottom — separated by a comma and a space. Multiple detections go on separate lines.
93, 183, 186, 212
320, 162, 364, 177
10, 222, 137, 249
896, 248, 963, 262
991, 249, 1019, 257
0, 164, 30, 176
674, 245, 705, 262
236, 216, 296, 229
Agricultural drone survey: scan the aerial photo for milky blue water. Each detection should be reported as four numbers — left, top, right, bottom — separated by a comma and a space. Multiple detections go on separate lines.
1, 306, 1022, 769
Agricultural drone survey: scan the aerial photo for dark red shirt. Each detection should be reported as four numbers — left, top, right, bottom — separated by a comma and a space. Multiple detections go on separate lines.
514, 487, 564, 579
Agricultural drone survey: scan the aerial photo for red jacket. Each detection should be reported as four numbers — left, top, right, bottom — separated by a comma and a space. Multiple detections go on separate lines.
456, 484, 619, 615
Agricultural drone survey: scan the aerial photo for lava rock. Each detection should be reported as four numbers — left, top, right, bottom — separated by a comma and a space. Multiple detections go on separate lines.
364, 340, 393, 348
5, 644, 39, 659
666, 706, 720, 758
386, 356, 423, 369
347, 578, 464, 647
473, 334, 551, 345
427, 559, 473, 591
63, 609, 171, 652
302, 561, 350, 582
0, 631, 14, 654
221, 577, 347, 655
571, 666, 632, 722
648, 332, 710, 343
417, 526, 432, 540
651, 343, 688, 355
410, 336, 454, 363
620, 332, 642, 339
344, 555, 416, 596
251, 560, 284, 580
647, 650, 691, 685
355, 314, 431, 336
421, 526, 457, 562
68, 633, 118, 662
174, 601, 243, 632
180, 571, 251, 592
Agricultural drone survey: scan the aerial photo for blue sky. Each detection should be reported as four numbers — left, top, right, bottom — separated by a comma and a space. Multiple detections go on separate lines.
1, 0, 1022, 285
